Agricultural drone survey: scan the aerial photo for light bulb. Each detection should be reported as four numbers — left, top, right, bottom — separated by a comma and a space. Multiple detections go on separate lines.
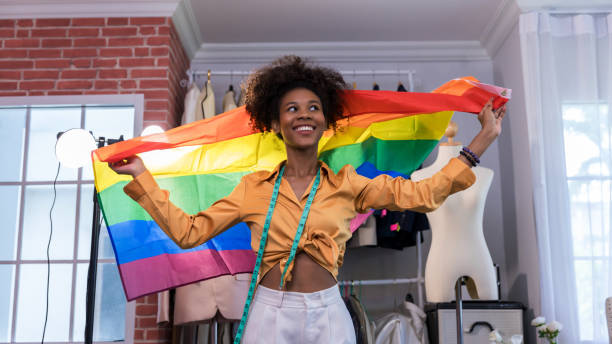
141, 125, 164, 136
55, 129, 97, 168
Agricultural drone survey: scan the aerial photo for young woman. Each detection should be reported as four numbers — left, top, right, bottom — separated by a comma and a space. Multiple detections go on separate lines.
110, 56, 506, 343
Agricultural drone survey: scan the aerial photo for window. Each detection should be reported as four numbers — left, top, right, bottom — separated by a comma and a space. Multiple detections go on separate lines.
0, 95, 143, 343
563, 102, 611, 341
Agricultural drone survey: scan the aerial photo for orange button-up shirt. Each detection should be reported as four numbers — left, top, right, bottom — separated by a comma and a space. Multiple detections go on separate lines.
123, 157, 475, 286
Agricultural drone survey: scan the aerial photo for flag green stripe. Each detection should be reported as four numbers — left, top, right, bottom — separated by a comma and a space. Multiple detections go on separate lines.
321, 138, 439, 175
100, 137, 439, 226
100, 171, 249, 226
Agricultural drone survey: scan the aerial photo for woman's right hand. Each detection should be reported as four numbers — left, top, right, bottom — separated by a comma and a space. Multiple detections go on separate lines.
108, 155, 146, 178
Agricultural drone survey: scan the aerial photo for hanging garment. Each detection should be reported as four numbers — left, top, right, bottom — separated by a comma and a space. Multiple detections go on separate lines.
174, 273, 251, 324
195, 80, 216, 120
219, 321, 232, 344
347, 215, 377, 248
222, 85, 237, 112
374, 301, 428, 344
181, 83, 201, 125
374, 209, 429, 250
179, 324, 200, 344
344, 296, 363, 343
348, 295, 375, 344
369, 82, 431, 250
156, 273, 251, 327
156, 290, 171, 324
197, 323, 210, 344
178, 318, 234, 344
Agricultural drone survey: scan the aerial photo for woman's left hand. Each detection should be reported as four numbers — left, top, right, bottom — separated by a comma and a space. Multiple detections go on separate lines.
477, 98, 506, 138
458, 98, 508, 167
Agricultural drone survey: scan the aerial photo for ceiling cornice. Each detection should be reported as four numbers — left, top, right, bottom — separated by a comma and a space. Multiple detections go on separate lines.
192, 41, 490, 65
172, 0, 202, 59
0, 0, 180, 18
480, 0, 522, 58
515, 0, 612, 12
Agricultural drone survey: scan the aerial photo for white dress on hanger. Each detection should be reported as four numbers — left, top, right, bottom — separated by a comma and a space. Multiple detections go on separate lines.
181, 83, 201, 125
222, 85, 237, 112
374, 301, 428, 344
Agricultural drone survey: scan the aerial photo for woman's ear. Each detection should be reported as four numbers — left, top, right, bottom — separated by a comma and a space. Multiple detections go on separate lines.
271, 120, 283, 140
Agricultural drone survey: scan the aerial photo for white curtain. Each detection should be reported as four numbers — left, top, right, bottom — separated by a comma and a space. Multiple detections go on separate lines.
520, 12, 612, 343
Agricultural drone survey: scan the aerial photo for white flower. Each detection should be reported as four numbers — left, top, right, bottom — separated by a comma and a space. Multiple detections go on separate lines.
531, 316, 546, 326
546, 320, 563, 332
510, 334, 524, 344
488, 329, 503, 342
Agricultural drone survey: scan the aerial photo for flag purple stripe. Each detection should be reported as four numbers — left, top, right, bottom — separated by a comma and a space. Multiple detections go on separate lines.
119, 248, 255, 301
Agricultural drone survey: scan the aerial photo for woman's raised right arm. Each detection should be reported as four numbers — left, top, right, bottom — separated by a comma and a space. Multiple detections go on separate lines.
110, 156, 245, 249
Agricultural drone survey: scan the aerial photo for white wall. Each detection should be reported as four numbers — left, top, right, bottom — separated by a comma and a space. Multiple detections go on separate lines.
492, 23, 541, 343
191, 57, 509, 318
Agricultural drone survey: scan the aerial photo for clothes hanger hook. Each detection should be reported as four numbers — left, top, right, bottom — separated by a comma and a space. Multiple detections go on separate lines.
207, 69, 211, 83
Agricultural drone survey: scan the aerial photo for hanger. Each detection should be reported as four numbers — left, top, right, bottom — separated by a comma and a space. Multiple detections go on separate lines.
227, 70, 235, 92
207, 69, 211, 84
372, 70, 379, 90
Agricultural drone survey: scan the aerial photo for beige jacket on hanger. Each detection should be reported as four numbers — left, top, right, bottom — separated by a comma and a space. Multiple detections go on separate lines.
195, 80, 216, 120
157, 273, 252, 325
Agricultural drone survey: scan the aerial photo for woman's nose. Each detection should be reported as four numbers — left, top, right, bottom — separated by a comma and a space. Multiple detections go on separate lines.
297, 109, 311, 118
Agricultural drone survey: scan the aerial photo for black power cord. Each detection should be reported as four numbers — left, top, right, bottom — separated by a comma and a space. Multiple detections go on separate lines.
42, 162, 61, 344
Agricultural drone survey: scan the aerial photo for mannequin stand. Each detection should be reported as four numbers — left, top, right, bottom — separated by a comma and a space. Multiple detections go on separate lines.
455, 276, 468, 344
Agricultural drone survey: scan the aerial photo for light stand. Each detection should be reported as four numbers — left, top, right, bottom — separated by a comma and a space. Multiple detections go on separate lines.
56, 129, 124, 344
84, 135, 123, 344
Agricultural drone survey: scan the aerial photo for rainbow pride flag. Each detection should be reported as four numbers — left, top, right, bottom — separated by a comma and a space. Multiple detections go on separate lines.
93, 77, 510, 301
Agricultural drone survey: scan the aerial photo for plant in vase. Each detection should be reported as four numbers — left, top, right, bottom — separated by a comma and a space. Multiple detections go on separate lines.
531, 316, 562, 344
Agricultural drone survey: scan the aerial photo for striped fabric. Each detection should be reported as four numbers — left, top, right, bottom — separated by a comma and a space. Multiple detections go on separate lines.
93, 77, 510, 300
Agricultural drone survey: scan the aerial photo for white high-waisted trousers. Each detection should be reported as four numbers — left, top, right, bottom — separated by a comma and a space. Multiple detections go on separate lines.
242, 284, 356, 344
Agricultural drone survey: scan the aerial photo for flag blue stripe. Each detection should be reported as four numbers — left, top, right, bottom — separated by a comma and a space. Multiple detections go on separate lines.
108, 220, 252, 264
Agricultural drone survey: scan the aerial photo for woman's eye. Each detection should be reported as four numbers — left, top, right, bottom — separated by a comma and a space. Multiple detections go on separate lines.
287, 106, 297, 112
309, 105, 319, 111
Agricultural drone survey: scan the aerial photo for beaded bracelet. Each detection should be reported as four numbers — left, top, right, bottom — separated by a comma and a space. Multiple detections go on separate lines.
459, 150, 477, 167
462, 146, 481, 164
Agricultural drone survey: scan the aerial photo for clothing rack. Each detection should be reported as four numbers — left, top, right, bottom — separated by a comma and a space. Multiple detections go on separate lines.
338, 231, 425, 309
338, 277, 423, 286
183, 69, 416, 92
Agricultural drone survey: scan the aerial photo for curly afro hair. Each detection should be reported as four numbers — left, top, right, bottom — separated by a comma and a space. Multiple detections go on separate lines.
244, 55, 349, 133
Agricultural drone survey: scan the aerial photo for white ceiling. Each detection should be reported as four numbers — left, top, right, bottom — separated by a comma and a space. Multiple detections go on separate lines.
1, 0, 611, 61
188, 0, 503, 43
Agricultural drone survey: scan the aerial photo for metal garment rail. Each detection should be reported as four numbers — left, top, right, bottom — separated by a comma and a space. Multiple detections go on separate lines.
338, 231, 425, 309
183, 68, 416, 92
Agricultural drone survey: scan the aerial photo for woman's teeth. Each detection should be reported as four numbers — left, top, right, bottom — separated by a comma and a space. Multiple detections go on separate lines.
295, 126, 313, 132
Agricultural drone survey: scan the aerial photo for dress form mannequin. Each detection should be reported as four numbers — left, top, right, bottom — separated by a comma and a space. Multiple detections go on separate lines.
411, 122, 498, 302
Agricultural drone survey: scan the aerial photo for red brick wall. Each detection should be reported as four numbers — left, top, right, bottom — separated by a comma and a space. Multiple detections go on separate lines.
0, 16, 190, 343
135, 293, 171, 343
0, 17, 189, 130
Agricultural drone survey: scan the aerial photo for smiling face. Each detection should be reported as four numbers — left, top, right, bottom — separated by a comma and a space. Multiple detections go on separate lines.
272, 87, 327, 151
